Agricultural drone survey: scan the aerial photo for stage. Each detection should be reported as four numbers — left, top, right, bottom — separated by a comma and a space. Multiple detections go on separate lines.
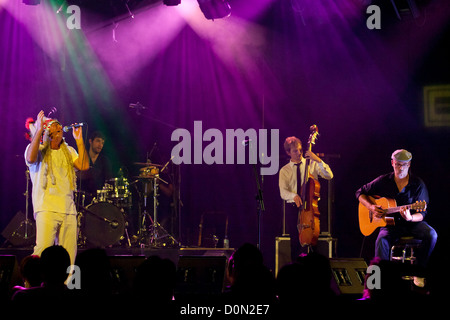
1, 1, 450, 314
0, 246, 235, 265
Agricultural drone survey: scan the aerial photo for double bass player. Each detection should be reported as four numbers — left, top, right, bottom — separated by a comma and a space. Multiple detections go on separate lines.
279, 135, 333, 261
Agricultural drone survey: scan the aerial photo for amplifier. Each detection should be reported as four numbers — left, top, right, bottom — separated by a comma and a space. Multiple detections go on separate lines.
275, 236, 291, 277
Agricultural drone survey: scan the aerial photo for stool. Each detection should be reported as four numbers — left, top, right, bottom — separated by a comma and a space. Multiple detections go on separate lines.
390, 237, 422, 264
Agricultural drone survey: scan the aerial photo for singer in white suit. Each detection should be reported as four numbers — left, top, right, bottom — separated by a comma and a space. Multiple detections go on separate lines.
25, 110, 89, 265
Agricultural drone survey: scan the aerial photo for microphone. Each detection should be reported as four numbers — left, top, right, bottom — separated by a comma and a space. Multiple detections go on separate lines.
129, 102, 147, 110
63, 123, 86, 133
110, 220, 119, 229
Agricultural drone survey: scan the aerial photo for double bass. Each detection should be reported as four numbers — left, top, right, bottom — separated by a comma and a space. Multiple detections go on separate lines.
298, 125, 321, 247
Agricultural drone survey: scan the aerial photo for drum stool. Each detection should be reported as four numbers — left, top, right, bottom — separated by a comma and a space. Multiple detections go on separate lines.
390, 236, 422, 264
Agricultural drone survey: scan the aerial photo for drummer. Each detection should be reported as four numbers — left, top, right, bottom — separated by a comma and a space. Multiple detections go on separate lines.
76, 131, 112, 204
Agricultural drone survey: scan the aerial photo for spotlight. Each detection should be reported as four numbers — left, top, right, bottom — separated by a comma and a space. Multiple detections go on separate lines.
23, 0, 41, 5
197, 0, 231, 20
163, 0, 181, 6
390, 0, 421, 19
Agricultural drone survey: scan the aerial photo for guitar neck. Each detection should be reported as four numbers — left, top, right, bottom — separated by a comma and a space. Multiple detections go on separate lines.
384, 203, 415, 214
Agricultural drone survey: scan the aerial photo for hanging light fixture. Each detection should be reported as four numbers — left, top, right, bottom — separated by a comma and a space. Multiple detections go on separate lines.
163, 0, 181, 6
23, 0, 41, 5
197, 0, 231, 20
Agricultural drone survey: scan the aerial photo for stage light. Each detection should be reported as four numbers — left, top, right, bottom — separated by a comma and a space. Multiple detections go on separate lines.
390, 0, 421, 19
23, 0, 41, 5
197, 0, 231, 20
163, 0, 181, 6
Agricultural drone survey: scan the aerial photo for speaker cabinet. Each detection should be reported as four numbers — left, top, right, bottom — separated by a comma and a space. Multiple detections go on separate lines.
109, 256, 145, 295
275, 236, 291, 277
176, 256, 227, 296
1, 211, 36, 247
329, 258, 368, 295
316, 235, 337, 258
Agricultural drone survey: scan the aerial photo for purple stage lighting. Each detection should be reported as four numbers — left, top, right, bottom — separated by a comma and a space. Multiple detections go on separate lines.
197, 0, 231, 20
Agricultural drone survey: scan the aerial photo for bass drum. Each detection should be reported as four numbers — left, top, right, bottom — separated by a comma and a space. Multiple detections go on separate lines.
82, 202, 125, 247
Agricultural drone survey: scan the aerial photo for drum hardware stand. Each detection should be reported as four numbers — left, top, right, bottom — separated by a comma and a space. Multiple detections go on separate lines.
136, 177, 154, 247
118, 206, 132, 247
134, 156, 178, 248
150, 175, 162, 244
76, 191, 87, 247
77, 211, 87, 247
137, 174, 178, 248
147, 174, 178, 248
123, 222, 132, 247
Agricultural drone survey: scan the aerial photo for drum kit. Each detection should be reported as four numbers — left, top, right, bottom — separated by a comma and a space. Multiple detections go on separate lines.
76, 159, 178, 249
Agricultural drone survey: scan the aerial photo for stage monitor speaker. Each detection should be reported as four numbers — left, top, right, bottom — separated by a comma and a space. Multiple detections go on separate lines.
275, 236, 291, 277
109, 256, 145, 295
0, 255, 21, 300
1, 211, 36, 247
329, 258, 368, 295
176, 255, 227, 296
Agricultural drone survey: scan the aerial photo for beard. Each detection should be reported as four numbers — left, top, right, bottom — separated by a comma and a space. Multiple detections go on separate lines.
397, 170, 409, 179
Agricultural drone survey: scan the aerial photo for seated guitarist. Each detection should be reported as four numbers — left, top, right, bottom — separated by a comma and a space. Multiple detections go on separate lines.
356, 149, 437, 286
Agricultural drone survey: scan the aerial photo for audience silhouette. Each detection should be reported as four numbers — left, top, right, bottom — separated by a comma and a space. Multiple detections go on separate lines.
3, 242, 439, 316
13, 255, 42, 290
225, 243, 276, 304
74, 248, 113, 300
133, 255, 176, 301
11, 245, 72, 308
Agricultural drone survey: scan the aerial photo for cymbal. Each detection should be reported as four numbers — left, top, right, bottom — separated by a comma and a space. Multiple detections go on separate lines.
139, 166, 160, 171
107, 177, 128, 182
133, 175, 157, 180
133, 162, 162, 167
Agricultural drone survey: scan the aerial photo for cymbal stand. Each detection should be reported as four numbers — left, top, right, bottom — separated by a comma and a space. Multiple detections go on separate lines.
137, 179, 154, 247
24, 169, 31, 239
147, 174, 178, 247
76, 192, 87, 247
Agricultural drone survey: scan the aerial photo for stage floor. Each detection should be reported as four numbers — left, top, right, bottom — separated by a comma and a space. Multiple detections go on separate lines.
0, 246, 235, 265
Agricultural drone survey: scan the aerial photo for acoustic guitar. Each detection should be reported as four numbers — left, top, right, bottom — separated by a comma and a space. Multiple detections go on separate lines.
358, 196, 427, 236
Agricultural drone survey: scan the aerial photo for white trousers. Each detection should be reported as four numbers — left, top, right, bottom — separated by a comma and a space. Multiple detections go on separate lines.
33, 211, 78, 265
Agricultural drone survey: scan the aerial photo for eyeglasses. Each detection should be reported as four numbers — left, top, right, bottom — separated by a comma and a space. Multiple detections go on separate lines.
393, 162, 410, 168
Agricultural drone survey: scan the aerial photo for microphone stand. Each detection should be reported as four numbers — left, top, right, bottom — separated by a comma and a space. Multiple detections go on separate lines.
7, 169, 35, 247
251, 163, 265, 250
22, 169, 34, 242
129, 102, 177, 129
79, 206, 119, 226
24, 169, 30, 239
